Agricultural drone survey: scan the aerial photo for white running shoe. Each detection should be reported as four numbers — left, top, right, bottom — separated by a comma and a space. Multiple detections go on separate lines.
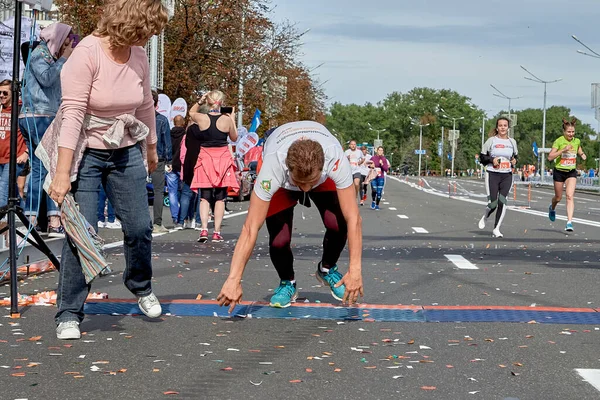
190, 220, 196, 230
97, 221, 106, 229
492, 228, 503, 238
56, 321, 81, 340
183, 220, 191, 229
478, 216, 486, 230
137, 293, 162, 318
105, 220, 122, 230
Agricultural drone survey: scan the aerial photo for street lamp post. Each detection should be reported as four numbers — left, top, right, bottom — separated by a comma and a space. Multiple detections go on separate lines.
412, 121, 430, 177
440, 110, 464, 178
390, 152, 394, 170
572, 35, 600, 178
490, 84, 522, 138
520, 65, 562, 183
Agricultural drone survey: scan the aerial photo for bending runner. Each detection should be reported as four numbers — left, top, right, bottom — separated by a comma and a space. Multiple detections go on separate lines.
217, 121, 364, 311
548, 118, 586, 232
478, 117, 518, 238
358, 145, 371, 206
345, 139, 364, 201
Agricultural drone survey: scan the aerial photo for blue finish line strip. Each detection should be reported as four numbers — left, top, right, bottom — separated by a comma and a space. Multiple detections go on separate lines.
83, 301, 600, 325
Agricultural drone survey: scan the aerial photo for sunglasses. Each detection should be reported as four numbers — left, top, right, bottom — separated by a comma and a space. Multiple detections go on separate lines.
0, 91, 9, 96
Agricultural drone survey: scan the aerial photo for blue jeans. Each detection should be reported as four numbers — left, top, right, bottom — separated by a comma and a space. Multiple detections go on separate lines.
165, 171, 180, 223
55, 145, 154, 324
371, 176, 385, 205
18, 116, 60, 218
177, 182, 201, 224
97, 186, 115, 223
0, 163, 24, 208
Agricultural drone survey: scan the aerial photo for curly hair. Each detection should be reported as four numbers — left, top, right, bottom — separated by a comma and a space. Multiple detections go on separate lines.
96, 0, 168, 48
286, 139, 324, 180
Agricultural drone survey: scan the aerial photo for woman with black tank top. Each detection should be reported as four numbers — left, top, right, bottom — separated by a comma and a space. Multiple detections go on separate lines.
185, 90, 238, 242
478, 117, 518, 238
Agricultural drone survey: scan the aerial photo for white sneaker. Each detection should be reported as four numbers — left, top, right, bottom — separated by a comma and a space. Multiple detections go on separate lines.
105, 220, 122, 230
97, 221, 106, 229
190, 220, 196, 230
492, 228, 503, 238
478, 216, 486, 230
153, 224, 169, 234
56, 321, 81, 340
137, 293, 162, 318
183, 220, 191, 229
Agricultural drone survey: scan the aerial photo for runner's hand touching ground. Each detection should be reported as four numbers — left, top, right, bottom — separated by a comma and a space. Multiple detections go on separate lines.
335, 270, 363, 305
217, 278, 243, 313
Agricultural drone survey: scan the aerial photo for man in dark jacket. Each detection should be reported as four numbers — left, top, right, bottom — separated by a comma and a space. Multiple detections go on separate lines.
166, 115, 186, 225
151, 91, 172, 233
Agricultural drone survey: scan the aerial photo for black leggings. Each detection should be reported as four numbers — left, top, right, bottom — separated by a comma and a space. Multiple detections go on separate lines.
484, 171, 512, 229
266, 191, 348, 281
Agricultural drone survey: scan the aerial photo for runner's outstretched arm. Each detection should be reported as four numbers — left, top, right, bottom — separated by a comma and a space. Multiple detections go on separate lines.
334, 185, 364, 304
217, 191, 269, 312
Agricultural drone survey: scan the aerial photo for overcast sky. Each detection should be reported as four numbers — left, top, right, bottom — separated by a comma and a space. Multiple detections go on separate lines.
272, 0, 600, 130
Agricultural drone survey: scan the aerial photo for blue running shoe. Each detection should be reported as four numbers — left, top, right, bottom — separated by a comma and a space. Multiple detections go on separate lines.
370, 201, 376, 209
548, 205, 556, 222
270, 280, 298, 308
375, 205, 380, 211
565, 221, 574, 232
316, 263, 346, 301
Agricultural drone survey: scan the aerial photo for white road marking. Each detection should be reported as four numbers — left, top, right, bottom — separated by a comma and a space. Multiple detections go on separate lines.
389, 207, 397, 211
383, 202, 390, 205
575, 369, 600, 393
445, 255, 479, 270
412, 227, 428, 233
387, 176, 600, 228
397, 215, 409, 219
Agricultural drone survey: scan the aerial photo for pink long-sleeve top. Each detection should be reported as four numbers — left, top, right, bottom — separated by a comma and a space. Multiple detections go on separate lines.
58, 35, 157, 151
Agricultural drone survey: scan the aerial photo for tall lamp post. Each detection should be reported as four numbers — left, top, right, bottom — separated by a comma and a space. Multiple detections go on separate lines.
367, 122, 386, 148
440, 109, 464, 178
572, 35, 600, 178
490, 84, 522, 138
520, 65, 562, 183
411, 121, 430, 176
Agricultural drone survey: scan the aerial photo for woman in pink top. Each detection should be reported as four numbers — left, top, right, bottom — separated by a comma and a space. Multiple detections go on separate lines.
46, 0, 168, 340
186, 90, 238, 243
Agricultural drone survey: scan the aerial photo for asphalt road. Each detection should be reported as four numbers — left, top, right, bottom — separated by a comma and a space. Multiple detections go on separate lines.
1, 176, 599, 400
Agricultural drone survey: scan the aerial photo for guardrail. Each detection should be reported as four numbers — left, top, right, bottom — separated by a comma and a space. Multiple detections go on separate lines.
515, 175, 600, 192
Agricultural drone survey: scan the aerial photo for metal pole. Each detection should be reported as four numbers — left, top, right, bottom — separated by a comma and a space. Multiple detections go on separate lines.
508, 98, 512, 138
541, 82, 547, 183
481, 116, 485, 149
451, 119, 456, 178
418, 125, 422, 177
237, 12, 245, 128
9, 0, 22, 317
441, 126, 444, 176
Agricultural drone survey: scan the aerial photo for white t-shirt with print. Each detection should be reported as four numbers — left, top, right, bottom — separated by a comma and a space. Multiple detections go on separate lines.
345, 148, 363, 174
483, 136, 517, 173
254, 121, 354, 201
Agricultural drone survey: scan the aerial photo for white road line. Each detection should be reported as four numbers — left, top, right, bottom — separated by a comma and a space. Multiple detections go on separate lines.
102, 211, 249, 251
397, 215, 409, 219
412, 227, 428, 233
575, 369, 600, 393
389, 207, 397, 210
445, 254, 479, 270
383, 202, 390, 205
387, 176, 600, 228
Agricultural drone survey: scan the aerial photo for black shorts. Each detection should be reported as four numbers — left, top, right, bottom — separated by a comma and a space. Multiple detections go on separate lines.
553, 168, 577, 182
352, 172, 362, 180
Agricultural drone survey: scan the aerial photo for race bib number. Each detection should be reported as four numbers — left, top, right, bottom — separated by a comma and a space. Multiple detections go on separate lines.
560, 153, 576, 167
494, 157, 512, 173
